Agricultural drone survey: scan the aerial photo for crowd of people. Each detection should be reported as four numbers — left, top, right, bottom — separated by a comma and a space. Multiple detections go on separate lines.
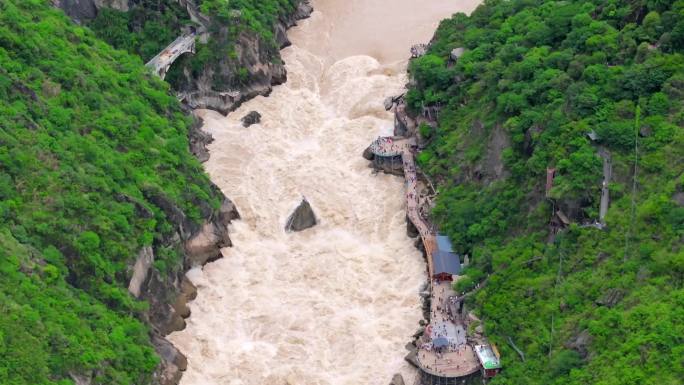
373, 136, 405, 155
415, 282, 477, 376
368, 138, 477, 376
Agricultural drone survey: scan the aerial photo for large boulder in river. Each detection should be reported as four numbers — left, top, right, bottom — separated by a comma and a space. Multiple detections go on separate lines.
241, 111, 262, 127
286, 198, 317, 232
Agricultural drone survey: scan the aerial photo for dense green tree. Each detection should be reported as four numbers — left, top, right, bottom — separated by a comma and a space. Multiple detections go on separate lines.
0, 0, 225, 383
408, 0, 684, 383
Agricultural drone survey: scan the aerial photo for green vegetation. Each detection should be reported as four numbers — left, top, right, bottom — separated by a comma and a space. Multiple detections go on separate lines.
408, 0, 684, 384
198, 0, 300, 41
88, 0, 300, 90
89, 0, 191, 62
0, 0, 222, 383
167, 0, 300, 90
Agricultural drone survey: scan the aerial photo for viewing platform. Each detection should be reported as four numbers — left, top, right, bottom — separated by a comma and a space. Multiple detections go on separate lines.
367, 136, 502, 383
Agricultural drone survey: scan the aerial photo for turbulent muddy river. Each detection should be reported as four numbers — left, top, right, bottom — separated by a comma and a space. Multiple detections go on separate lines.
168, 1, 480, 384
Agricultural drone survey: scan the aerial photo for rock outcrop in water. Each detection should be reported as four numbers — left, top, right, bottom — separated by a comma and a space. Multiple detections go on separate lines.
241, 111, 262, 127
285, 198, 317, 232
390, 373, 406, 385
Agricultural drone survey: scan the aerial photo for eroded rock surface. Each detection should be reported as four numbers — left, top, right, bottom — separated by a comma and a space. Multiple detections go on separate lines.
128, 246, 154, 298
286, 198, 317, 232
241, 111, 262, 127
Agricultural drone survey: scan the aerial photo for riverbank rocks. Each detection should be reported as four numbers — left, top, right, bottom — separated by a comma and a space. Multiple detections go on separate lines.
383, 94, 404, 111
188, 115, 213, 163
241, 111, 262, 127
152, 335, 187, 385
185, 222, 230, 266
286, 198, 317, 232
362, 146, 375, 160
184, 198, 239, 266
406, 216, 419, 238
390, 374, 406, 385
404, 348, 420, 368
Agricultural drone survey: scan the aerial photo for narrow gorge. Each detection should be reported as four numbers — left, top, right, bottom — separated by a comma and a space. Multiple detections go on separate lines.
5, 0, 682, 384
168, 0, 479, 384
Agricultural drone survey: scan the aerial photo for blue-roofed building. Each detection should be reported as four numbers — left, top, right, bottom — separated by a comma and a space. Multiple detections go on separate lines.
432, 234, 460, 281
436, 235, 455, 253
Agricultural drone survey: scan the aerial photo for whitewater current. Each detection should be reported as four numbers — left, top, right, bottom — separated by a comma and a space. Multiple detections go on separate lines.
168, 1, 480, 384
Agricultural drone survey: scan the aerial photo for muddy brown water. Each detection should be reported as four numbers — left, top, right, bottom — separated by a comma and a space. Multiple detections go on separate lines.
168, 1, 481, 384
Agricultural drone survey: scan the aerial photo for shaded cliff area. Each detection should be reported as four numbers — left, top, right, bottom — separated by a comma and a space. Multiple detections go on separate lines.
56, 0, 313, 114
0, 0, 309, 384
405, 0, 683, 384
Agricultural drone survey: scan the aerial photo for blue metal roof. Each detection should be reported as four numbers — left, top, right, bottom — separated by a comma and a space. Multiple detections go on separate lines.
433, 250, 460, 276
433, 337, 449, 348
436, 234, 454, 253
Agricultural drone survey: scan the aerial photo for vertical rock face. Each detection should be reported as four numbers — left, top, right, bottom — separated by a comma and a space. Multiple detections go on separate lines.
52, 0, 129, 22
285, 198, 317, 232
173, 1, 313, 114
188, 115, 214, 163
132, 194, 239, 385
128, 246, 154, 298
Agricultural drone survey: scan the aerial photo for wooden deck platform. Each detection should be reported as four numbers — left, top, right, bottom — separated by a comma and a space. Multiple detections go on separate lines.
369, 137, 479, 380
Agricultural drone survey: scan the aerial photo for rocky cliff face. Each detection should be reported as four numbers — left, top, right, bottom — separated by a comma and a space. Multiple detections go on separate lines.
55, 0, 313, 116
127, 184, 239, 385
52, 0, 129, 22
172, 1, 313, 114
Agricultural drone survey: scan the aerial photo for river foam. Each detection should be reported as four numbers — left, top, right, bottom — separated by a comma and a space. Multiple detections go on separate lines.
168, 1, 480, 384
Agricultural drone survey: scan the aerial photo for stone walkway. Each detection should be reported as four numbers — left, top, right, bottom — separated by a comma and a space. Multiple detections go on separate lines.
369, 137, 480, 378
416, 281, 479, 377
369, 137, 435, 274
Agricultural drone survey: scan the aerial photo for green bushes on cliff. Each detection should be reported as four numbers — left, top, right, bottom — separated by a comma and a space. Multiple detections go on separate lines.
0, 0, 222, 383
89, 0, 191, 62
89, 0, 301, 90
409, 0, 684, 384
199, 0, 300, 41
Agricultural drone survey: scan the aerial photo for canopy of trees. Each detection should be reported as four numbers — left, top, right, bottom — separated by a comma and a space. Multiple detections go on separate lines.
0, 0, 222, 383
409, 0, 684, 383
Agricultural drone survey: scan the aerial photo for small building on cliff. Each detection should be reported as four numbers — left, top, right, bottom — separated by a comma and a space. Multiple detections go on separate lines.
474, 344, 502, 379
432, 234, 460, 281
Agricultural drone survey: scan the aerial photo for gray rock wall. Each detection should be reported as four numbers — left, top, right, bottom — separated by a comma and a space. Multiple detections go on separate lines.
174, 1, 313, 114
135, 193, 239, 385
52, 0, 129, 23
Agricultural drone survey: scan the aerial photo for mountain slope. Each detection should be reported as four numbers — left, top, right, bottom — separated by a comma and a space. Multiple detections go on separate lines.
0, 0, 225, 383
407, 0, 684, 383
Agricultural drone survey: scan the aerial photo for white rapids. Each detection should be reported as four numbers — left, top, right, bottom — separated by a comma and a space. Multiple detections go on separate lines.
168, 1, 481, 384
